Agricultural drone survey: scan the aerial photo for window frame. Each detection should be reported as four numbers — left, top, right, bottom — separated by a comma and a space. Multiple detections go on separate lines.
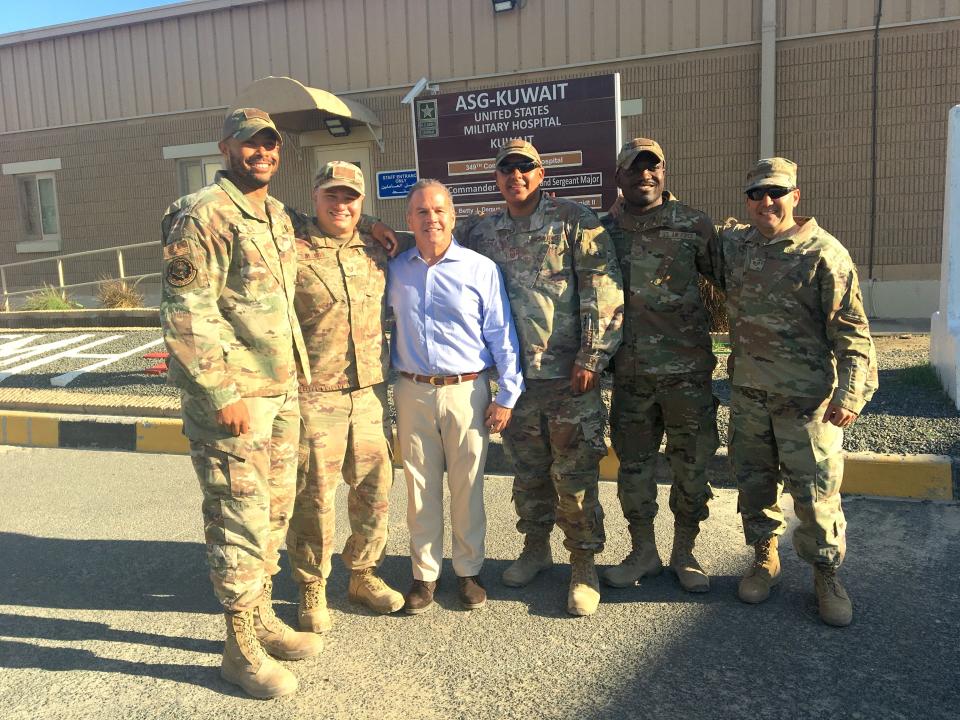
15, 171, 62, 253
176, 155, 224, 196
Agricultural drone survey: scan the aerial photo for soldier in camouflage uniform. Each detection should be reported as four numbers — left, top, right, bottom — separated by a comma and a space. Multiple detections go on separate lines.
285, 161, 404, 631
160, 108, 321, 699
600, 138, 721, 594
455, 139, 624, 616
717, 157, 877, 627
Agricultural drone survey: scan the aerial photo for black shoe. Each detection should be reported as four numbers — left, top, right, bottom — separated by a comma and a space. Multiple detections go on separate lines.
403, 579, 437, 615
458, 576, 486, 610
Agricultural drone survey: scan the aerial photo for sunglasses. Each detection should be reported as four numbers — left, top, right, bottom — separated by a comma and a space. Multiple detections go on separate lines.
497, 160, 540, 174
746, 186, 794, 201
622, 160, 664, 175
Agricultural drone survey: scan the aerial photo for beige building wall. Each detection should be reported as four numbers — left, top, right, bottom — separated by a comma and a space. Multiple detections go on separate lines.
1, 0, 958, 313
0, 111, 220, 292
0, 0, 763, 133
343, 43, 761, 233
3, 0, 958, 134
776, 20, 958, 283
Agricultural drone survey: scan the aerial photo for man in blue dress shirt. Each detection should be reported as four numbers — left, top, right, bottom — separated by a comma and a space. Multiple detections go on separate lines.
388, 179, 524, 614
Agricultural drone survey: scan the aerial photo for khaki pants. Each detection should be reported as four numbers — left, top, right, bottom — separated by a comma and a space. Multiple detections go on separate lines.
184, 391, 300, 611
287, 383, 394, 583
729, 385, 847, 569
395, 374, 491, 581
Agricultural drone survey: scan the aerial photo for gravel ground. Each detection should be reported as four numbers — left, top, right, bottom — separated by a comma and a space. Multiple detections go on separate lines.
2, 330, 957, 457
711, 334, 960, 458
0, 329, 177, 398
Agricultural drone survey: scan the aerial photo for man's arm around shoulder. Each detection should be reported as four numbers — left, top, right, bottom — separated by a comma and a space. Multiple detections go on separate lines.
570, 208, 624, 392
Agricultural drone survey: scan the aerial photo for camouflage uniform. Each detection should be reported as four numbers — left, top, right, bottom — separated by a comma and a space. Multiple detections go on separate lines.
160, 170, 308, 611
718, 216, 877, 568
458, 194, 623, 552
284, 209, 394, 583
603, 193, 720, 534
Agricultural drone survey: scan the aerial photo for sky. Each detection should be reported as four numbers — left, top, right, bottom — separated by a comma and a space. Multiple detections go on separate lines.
0, 1, 185, 36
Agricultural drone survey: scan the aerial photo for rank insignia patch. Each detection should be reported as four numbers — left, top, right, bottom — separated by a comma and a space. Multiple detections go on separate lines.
167, 256, 198, 287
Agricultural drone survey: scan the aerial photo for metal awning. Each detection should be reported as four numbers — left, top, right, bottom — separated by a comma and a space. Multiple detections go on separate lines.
231, 76, 383, 150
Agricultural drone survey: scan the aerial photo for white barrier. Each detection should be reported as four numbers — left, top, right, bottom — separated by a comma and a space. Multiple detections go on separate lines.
931, 104, 960, 409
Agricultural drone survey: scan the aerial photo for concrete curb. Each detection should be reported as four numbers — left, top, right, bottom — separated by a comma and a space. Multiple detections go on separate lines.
0, 308, 160, 328
0, 388, 179, 418
0, 411, 188, 454
1, 408, 954, 501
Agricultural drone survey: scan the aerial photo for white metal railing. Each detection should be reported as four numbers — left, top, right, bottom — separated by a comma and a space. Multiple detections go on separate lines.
0, 241, 159, 311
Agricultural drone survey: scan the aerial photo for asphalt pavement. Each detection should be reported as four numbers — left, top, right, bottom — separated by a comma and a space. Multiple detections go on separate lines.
0, 445, 957, 720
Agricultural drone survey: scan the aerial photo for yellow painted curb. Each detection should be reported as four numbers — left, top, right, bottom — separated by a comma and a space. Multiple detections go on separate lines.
842, 452, 953, 501
599, 446, 955, 501
137, 418, 190, 455
1, 409, 954, 502
599, 448, 620, 481
0, 410, 59, 448
391, 428, 402, 465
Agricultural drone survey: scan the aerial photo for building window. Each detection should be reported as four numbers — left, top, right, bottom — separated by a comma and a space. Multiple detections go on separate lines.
178, 155, 223, 194
16, 173, 62, 252
2, 158, 63, 253
17, 173, 60, 237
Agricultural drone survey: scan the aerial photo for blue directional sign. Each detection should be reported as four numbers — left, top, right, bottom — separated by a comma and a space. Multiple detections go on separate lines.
376, 169, 418, 199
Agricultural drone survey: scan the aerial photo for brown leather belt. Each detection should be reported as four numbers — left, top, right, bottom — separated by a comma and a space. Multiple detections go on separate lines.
399, 370, 484, 386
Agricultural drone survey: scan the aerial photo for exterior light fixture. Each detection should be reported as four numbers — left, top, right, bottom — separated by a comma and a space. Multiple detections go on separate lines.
492, 0, 517, 12
324, 117, 351, 137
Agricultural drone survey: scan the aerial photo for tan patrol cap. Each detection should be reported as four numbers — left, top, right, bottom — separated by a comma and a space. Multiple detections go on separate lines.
745, 157, 797, 192
313, 161, 365, 195
222, 108, 281, 142
495, 139, 542, 166
617, 138, 665, 170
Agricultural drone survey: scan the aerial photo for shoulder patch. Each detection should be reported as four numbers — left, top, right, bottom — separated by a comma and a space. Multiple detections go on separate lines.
163, 239, 192, 260
166, 256, 198, 287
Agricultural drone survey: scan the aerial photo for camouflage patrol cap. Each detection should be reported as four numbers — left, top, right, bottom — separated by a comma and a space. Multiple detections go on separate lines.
745, 157, 797, 192
495, 139, 542, 166
313, 160, 365, 195
617, 138, 665, 169
222, 108, 281, 142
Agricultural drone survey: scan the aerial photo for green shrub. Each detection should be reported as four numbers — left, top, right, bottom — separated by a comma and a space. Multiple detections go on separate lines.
21, 285, 81, 311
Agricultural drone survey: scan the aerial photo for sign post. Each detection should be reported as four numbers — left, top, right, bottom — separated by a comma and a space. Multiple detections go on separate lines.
414, 74, 621, 216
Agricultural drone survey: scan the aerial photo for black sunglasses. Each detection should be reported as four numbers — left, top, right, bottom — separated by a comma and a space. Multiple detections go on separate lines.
746, 186, 794, 201
623, 160, 664, 175
497, 160, 540, 174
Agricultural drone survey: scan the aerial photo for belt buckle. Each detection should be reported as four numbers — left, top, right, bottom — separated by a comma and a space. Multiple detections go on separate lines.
429, 375, 444, 386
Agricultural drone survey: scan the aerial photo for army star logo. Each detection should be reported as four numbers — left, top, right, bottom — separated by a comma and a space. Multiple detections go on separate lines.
167, 256, 198, 287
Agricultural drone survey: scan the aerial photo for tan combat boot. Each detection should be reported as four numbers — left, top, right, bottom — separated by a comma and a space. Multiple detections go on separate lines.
814, 567, 853, 627
501, 534, 553, 588
737, 536, 781, 604
221, 610, 298, 699
298, 579, 332, 633
601, 525, 662, 588
348, 567, 405, 614
253, 577, 324, 660
567, 551, 601, 616
669, 523, 710, 593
